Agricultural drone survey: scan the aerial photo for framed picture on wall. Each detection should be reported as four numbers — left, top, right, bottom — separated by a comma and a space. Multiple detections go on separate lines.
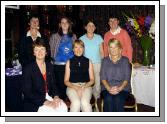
5, 5, 20, 9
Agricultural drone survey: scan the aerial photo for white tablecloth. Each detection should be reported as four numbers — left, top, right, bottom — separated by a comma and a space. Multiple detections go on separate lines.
132, 66, 155, 107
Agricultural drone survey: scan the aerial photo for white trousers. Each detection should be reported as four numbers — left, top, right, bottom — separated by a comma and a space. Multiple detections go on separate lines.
66, 83, 92, 112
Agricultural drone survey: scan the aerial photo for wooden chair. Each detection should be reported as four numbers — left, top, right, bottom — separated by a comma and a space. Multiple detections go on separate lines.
91, 96, 98, 112
124, 63, 138, 111
124, 93, 137, 111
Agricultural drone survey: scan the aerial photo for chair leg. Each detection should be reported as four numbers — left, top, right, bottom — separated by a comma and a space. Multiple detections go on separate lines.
94, 100, 99, 112
101, 99, 104, 112
135, 103, 138, 112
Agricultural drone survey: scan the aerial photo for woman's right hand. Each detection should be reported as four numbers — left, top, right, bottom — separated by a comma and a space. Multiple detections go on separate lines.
43, 100, 60, 109
108, 86, 120, 95
74, 85, 83, 98
43, 100, 52, 106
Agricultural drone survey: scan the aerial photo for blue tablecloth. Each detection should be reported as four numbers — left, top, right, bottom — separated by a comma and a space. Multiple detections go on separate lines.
5, 68, 23, 112
5, 67, 22, 76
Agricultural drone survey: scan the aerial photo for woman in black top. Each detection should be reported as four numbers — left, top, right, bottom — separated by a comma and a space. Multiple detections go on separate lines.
64, 39, 94, 112
18, 14, 51, 68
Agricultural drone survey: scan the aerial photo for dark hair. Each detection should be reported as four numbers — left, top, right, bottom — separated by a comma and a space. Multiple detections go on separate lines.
32, 38, 48, 55
28, 13, 39, 23
84, 18, 96, 27
108, 13, 120, 20
58, 16, 73, 37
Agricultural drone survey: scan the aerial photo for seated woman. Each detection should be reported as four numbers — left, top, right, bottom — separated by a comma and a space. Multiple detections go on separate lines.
100, 38, 131, 112
22, 38, 67, 112
64, 39, 94, 112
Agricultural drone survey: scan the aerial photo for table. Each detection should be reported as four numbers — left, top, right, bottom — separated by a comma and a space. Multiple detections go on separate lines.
132, 66, 155, 107
5, 68, 23, 112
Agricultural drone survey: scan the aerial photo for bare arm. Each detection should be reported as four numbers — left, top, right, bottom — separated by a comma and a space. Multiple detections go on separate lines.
64, 60, 80, 90
83, 60, 95, 88
110, 81, 128, 95
118, 80, 128, 92
101, 80, 111, 92
100, 42, 104, 59
101, 79, 128, 95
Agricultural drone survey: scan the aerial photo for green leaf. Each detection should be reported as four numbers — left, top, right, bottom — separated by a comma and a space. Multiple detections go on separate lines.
140, 35, 152, 50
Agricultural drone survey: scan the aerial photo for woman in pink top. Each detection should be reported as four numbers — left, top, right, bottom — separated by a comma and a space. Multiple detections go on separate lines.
103, 15, 133, 62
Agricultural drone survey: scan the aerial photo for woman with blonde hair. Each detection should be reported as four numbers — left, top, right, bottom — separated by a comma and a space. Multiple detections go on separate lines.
64, 39, 94, 112
100, 38, 131, 112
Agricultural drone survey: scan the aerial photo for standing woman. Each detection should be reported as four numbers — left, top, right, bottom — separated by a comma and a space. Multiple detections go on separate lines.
49, 16, 77, 101
79, 19, 104, 106
64, 40, 94, 112
100, 38, 131, 112
22, 38, 67, 112
18, 14, 51, 68
103, 15, 133, 62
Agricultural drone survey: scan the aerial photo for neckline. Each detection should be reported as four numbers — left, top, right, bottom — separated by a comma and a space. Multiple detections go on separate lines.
74, 55, 83, 59
109, 56, 122, 64
36, 61, 47, 75
74, 55, 84, 67
110, 26, 121, 35
86, 33, 94, 40
63, 34, 69, 37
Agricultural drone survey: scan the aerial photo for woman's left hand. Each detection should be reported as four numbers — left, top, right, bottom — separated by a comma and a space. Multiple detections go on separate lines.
109, 86, 120, 95
52, 97, 62, 108
76, 86, 85, 98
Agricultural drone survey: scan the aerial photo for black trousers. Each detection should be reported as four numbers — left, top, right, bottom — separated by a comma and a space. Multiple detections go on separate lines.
102, 90, 129, 112
53, 65, 67, 100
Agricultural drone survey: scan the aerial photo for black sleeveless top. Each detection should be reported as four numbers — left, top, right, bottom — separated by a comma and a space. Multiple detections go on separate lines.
69, 55, 90, 83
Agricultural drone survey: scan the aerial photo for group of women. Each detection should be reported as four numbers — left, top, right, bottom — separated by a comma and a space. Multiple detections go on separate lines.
19, 14, 132, 112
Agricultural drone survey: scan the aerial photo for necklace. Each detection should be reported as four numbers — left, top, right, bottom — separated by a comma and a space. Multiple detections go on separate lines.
74, 55, 82, 67
78, 62, 81, 67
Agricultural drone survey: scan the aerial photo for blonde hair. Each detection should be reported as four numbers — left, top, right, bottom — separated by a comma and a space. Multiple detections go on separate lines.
72, 39, 85, 49
108, 38, 122, 49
